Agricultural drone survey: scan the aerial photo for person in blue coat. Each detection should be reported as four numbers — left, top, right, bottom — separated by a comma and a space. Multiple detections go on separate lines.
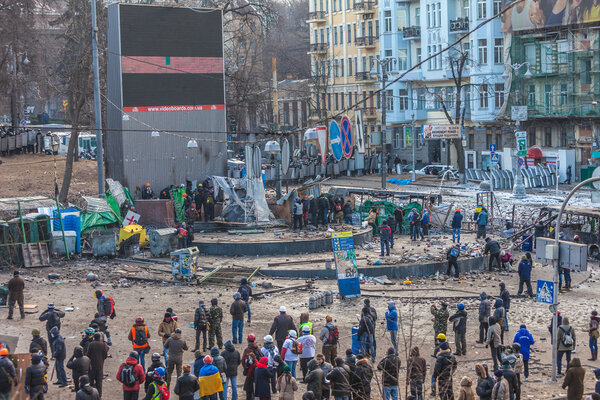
513, 324, 535, 381
421, 209, 430, 237
517, 255, 534, 297
451, 209, 463, 243
385, 302, 399, 354
477, 208, 488, 239
594, 368, 600, 395
50, 326, 68, 387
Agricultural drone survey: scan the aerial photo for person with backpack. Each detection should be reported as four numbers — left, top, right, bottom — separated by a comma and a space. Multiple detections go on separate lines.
261, 335, 280, 393
67, 346, 91, 393
319, 316, 338, 364
446, 245, 460, 278
94, 290, 116, 319
39, 303, 65, 347
208, 299, 224, 350
557, 317, 576, 376
129, 317, 151, 370
297, 325, 316, 380
194, 300, 209, 352
90, 313, 112, 346
86, 333, 109, 397
144, 367, 168, 400
158, 312, 179, 368
230, 293, 248, 344
238, 279, 253, 324
25, 352, 47, 400
222, 340, 241, 400
174, 364, 199, 400
281, 330, 301, 379
117, 352, 146, 400
0, 348, 16, 397
270, 306, 297, 352
589, 310, 600, 362
164, 328, 188, 388
451, 208, 463, 243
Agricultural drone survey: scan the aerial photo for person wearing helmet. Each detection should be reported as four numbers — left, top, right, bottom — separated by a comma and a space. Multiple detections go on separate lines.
117, 351, 146, 398
269, 306, 297, 352
80, 327, 96, 354
204, 190, 215, 221
142, 182, 155, 199
0, 347, 15, 397
208, 299, 224, 350
292, 197, 304, 230
198, 356, 224, 400
145, 353, 165, 394
430, 303, 449, 345
242, 335, 261, 400
297, 325, 317, 380
261, 335, 279, 392
230, 293, 248, 344
194, 300, 210, 352
449, 303, 468, 356
89, 312, 112, 346
144, 367, 168, 400
129, 317, 151, 370
451, 208, 463, 243
67, 345, 91, 393
7, 270, 25, 320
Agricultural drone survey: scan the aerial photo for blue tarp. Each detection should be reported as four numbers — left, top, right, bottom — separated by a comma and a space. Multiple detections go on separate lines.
387, 178, 413, 185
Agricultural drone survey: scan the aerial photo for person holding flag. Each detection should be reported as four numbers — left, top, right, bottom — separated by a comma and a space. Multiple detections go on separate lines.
198, 355, 224, 400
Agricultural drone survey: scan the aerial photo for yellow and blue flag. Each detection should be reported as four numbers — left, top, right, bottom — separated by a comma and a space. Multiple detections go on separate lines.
198, 364, 223, 397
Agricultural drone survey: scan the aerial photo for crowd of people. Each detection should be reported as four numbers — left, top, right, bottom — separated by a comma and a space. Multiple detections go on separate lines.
3, 267, 600, 400
0, 127, 47, 156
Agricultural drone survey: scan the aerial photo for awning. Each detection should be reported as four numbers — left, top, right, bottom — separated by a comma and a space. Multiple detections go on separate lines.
527, 146, 543, 159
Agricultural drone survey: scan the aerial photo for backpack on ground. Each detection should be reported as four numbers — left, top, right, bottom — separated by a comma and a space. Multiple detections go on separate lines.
561, 327, 573, 346
449, 248, 459, 258
151, 382, 170, 400
326, 325, 339, 345
133, 327, 148, 347
291, 340, 303, 355
121, 364, 137, 388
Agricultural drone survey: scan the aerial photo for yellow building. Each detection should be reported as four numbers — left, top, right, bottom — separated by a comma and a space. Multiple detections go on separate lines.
307, 0, 380, 149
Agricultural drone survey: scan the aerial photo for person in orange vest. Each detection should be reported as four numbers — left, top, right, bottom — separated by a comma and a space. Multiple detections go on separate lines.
129, 317, 151, 370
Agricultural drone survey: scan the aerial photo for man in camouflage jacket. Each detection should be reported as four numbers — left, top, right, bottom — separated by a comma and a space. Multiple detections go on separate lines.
208, 298, 223, 349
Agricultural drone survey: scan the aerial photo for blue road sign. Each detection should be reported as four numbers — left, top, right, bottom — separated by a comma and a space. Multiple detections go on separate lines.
490, 152, 499, 163
518, 157, 525, 166
227, 134, 233, 142
536, 280, 554, 304
489, 144, 496, 152
20, 119, 27, 127
329, 120, 343, 161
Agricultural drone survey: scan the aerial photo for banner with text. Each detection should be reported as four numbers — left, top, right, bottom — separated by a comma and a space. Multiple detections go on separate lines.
421, 124, 461, 140
331, 231, 361, 298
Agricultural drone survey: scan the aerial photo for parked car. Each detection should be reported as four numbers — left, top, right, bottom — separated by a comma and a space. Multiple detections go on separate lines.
415, 165, 457, 176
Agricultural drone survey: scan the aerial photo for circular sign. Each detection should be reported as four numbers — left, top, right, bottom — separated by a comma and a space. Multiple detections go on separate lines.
329, 120, 343, 161
340, 116, 353, 159
549, 304, 557, 314
518, 157, 524, 166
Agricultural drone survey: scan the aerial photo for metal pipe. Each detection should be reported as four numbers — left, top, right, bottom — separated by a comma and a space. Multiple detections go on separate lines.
411, 113, 416, 182
551, 176, 600, 381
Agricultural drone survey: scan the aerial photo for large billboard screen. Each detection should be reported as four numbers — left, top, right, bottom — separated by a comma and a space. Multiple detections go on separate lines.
502, 0, 600, 32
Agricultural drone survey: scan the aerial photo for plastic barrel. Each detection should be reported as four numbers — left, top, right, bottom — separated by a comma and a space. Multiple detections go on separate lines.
351, 326, 361, 355
522, 235, 533, 252
309, 296, 317, 310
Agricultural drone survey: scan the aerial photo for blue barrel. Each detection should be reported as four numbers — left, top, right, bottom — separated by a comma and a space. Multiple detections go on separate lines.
351, 326, 361, 355
522, 235, 533, 252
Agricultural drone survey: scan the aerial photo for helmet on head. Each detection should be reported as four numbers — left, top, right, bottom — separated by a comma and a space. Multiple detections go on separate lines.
182, 193, 188, 198
94, 290, 103, 299
247, 334, 256, 342
146, 183, 150, 187
151, 353, 161, 362
436, 333, 447, 340
85, 327, 95, 335
136, 317, 144, 324
288, 330, 297, 339
203, 355, 213, 364
154, 367, 166, 378
264, 335, 273, 343
0, 348, 8, 356
302, 325, 311, 333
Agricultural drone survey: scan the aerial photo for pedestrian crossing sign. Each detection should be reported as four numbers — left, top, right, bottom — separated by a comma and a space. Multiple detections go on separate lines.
536, 280, 554, 304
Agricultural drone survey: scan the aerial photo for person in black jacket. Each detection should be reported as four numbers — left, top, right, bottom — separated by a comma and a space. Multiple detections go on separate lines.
76, 375, 100, 400
475, 363, 494, 400
29, 329, 48, 356
221, 340, 241, 400
377, 347, 401, 400
174, 364, 200, 400
145, 353, 165, 394
433, 342, 457, 400
354, 355, 373, 400
0, 348, 16, 397
326, 358, 351, 400
309, 196, 319, 227
194, 300, 209, 352
501, 360, 519, 400
269, 306, 297, 351
50, 326, 68, 387
448, 303, 467, 356
25, 353, 47, 399
318, 195, 329, 226
446, 245, 460, 278
254, 357, 275, 400
67, 346, 91, 392
39, 304, 65, 346
342, 201, 353, 224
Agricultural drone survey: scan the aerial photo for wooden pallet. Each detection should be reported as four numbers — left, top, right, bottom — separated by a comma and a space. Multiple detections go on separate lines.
21, 243, 50, 268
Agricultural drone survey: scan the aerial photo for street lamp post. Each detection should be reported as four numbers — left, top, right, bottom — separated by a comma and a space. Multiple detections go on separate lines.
371, 56, 396, 190
505, 62, 531, 199
50, 134, 60, 197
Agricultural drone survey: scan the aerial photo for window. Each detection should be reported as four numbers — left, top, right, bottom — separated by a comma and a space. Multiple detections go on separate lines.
326, 27, 330, 44
348, 58, 353, 75
528, 128, 536, 146
339, 25, 343, 43
340, 93, 345, 109
353, 23, 357, 43
369, 90, 375, 108
477, 0, 486, 19
332, 0, 336, 12
327, 94, 331, 109
541, 43, 554, 73
494, 38, 503, 64
416, 47, 421, 65
431, 3, 436, 27
398, 49, 407, 70
348, 92, 353, 107
493, 0, 501, 14
494, 83, 504, 108
347, 24, 352, 43
340, 59, 344, 76
557, 40, 568, 64
560, 127, 568, 147
338, 0, 342, 11
525, 43, 536, 70
463, 0, 469, 18
437, 2, 441, 26
544, 83, 552, 111
375, 20, 379, 36
333, 26, 338, 45
527, 84, 535, 106
426, 4, 430, 27
478, 39, 487, 64
362, 56, 367, 72
399, 89, 408, 110
334, 59, 338, 77
486, 132, 491, 148
397, 9, 407, 31
354, 57, 358, 73
468, 133, 474, 149
385, 90, 394, 111
427, 45, 431, 69
346, 0, 350, 10
479, 84, 489, 108
334, 93, 338, 110
415, 7, 420, 23
384, 10, 392, 32
560, 83, 567, 106
320, 28, 325, 43
544, 127, 552, 147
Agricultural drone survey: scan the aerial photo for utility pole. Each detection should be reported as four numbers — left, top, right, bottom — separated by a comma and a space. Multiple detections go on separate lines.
272, 57, 281, 198
381, 69, 387, 190
91, 0, 104, 195
411, 113, 416, 182
9, 45, 18, 132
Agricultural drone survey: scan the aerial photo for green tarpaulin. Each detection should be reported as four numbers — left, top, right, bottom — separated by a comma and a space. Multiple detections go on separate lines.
81, 211, 119, 234
358, 200, 421, 235
171, 188, 186, 222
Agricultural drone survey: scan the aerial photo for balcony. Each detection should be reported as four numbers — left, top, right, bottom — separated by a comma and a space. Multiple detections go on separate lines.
360, 107, 378, 119
306, 11, 326, 23
355, 71, 376, 82
402, 26, 421, 39
354, 1, 375, 14
356, 35, 377, 48
449, 17, 469, 32
308, 42, 328, 54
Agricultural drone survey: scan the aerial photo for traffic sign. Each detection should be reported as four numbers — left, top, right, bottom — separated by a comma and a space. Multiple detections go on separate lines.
518, 157, 525, 166
490, 152, 499, 164
489, 144, 496, 152
20, 119, 27, 127
516, 131, 527, 156
536, 280, 554, 304
340, 115, 353, 159
329, 120, 343, 161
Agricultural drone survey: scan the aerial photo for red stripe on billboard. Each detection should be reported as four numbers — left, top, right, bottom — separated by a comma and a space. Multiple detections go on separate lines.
123, 104, 225, 112
121, 56, 223, 74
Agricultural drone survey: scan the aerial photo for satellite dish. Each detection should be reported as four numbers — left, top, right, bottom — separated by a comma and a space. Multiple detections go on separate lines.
592, 166, 600, 190
281, 139, 290, 175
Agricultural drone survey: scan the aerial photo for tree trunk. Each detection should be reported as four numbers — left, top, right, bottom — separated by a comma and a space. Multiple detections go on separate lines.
59, 123, 80, 203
